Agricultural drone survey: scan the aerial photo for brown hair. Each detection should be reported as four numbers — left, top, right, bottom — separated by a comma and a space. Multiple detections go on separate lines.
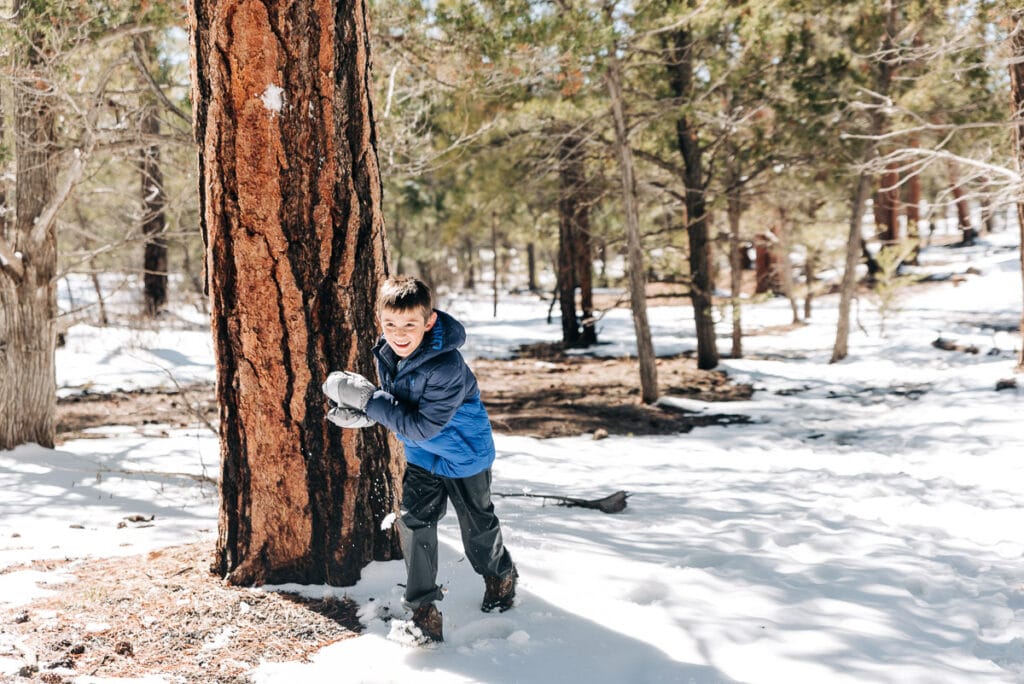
377, 275, 433, 319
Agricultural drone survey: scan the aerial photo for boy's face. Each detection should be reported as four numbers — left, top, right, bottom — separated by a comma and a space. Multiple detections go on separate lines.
380, 307, 437, 358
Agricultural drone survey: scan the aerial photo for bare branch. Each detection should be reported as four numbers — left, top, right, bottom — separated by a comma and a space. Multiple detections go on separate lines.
875, 146, 1019, 185
130, 36, 191, 126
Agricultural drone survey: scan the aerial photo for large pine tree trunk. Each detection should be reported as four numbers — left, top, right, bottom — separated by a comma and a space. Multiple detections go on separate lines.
190, 0, 402, 586
606, 56, 658, 404
666, 28, 719, 371
0, 9, 58, 450
1010, 10, 1024, 371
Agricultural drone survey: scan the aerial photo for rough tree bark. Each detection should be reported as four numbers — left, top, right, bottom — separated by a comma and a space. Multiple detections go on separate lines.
190, 0, 402, 586
1010, 10, 1024, 371
0, 4, 58, 450
606, 55, 658, 404
666, 26, 719, 371
0, 86, 6, 242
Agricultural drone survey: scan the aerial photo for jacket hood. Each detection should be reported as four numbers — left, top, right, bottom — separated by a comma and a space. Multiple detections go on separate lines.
373, 309, 466, 375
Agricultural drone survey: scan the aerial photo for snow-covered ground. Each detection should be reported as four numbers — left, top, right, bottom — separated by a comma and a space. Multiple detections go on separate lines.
2, 230, 1023, 683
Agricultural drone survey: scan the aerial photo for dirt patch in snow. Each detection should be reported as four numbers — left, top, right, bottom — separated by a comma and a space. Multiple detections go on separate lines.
0, 542, 357, 683
55, 348, 753, 444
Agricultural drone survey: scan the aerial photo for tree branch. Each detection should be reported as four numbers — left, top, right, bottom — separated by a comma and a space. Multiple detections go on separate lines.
131, 36, 192, 126
28, 148, 88, 248
0, 233, 25, 280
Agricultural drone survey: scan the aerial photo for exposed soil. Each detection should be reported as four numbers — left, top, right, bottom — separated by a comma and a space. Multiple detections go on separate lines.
55, 346, 753, 443
0, 543, 358, 684
475, 344, 753, 438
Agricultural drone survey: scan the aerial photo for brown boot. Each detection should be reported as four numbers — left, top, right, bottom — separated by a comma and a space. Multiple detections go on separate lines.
481, 566, 518, 613
411, 602, 443, 643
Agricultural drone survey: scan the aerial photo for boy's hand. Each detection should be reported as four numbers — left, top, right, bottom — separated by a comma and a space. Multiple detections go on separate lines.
327, 405, 376, 429
322, 371, 376, 411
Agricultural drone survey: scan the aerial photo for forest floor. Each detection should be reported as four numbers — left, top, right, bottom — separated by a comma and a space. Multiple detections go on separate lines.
2, 543, 358, 683
11, 258, 987, 683
54, 341, 755, 444
13, 337, 758, 683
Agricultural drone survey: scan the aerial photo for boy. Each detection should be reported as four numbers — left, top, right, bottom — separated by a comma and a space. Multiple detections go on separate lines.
322, 275, 517, 643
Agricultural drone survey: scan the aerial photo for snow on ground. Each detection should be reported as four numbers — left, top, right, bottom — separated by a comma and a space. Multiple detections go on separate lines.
2, 231, 1023, 683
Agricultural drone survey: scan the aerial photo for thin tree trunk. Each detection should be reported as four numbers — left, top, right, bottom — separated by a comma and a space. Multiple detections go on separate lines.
833, 0, 896, 363
70, 200, 110, 326
1, 4, 58, 450
526, 242, 537, 293
181, 241, 207, 309
775, 210, 801, 325
140, 105, 168, 316
557, 134, 582, 347
726, 185, 743, 358
190, 0, 402, 586
1009, 10, 1024, 371
606, 56, 658, 404
392, 212, 405, 274
575, 214, 596, 347
905, 136, 922, 264
492, 210, 499, 318
804, 251, 816, 320
873, 163, 900, 242
666, 27, 719, 370
833, 171, 875, 363
947, 162, 976, 245
463, 235, 476, 290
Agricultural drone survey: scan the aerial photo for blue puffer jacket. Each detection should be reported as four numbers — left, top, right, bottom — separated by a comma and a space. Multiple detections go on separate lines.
364, 310, 496, 478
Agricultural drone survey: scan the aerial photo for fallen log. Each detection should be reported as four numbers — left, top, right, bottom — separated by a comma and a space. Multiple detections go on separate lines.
493, 490, 629, 514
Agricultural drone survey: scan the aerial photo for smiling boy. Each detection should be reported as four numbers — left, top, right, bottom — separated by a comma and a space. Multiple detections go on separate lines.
322, 275, 517, 643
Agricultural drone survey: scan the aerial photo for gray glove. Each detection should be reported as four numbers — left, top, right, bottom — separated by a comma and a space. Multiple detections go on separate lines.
322, 370, 376, 411
327, 405, 376, 429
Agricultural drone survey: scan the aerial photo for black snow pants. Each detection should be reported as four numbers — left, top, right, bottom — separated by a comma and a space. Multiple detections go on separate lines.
397, 462, 514, 607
